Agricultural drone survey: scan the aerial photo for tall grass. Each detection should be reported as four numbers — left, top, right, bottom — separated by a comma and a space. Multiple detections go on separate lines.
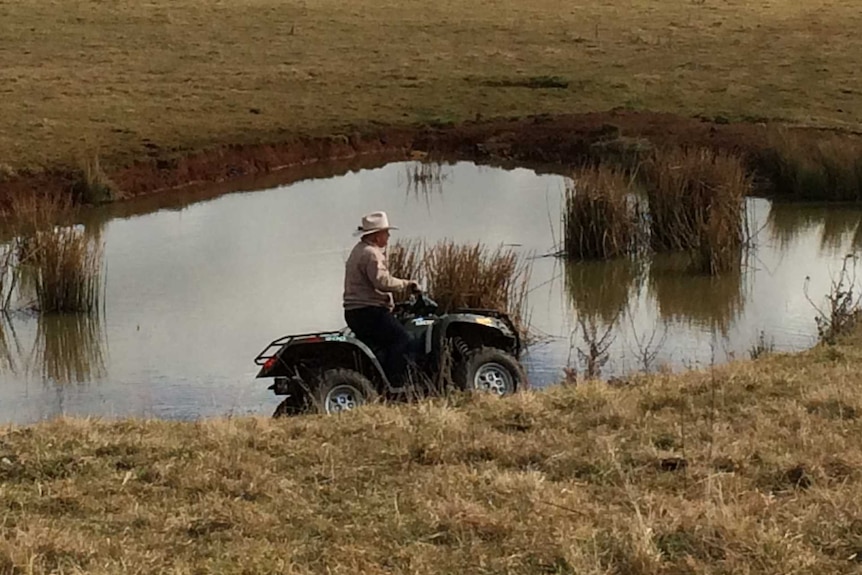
761, 129, 862, 201
643, 147, 751, 275
390, 239, 532, 333
388, 239, 423, 293
3, 190, 104, 314
562, 165, 642, 260
28, 227, 104, 313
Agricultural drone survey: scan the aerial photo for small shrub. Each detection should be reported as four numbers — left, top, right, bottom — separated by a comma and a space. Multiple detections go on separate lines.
71, 156, 116, 205
805, 254, 862, 345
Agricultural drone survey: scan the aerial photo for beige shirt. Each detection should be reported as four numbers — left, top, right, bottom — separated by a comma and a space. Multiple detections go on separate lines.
343, 239, 410, 311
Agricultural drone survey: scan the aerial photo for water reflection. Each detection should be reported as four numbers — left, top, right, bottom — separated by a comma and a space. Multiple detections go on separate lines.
565, 258, 643, 324
33, 313, 106, 384
648, 254, 746, 335
767, 203, 862, 253
0, 312, 17, 374
0, 160, 859, 424
401, 160, 451, 205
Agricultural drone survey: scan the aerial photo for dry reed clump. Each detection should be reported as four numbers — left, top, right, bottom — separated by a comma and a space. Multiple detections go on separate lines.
762, 129, 862, 201
388, 238, 423, 297
4, 327, 862, 573
390, 239, 531, 332
3, 191, 103, 314
563, 165, 642, 260
26, 227, 104, 314
643, 147, 751, 275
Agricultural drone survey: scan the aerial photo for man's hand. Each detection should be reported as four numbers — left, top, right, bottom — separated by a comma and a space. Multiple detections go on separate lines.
407, 280, 421, 294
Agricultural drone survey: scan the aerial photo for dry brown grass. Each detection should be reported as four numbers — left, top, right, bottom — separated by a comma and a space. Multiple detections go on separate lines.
388, 239, 423, 291
644, 148, 751, 275
563, 165, 642, 260
3, 328, 862, 573
762, 129, 862, 201
1, 191, 104, 313
391, 240, 531, 333
1, 0, 861, 170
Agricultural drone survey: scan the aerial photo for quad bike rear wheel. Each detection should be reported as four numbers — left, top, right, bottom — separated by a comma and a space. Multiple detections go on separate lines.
454, 347, 525, 396
311, 369, 379, 414
272, 392, 307, 418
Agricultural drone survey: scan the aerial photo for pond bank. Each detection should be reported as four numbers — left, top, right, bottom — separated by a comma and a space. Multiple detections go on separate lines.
2, 327, 862, 574
3, 110, 860, 205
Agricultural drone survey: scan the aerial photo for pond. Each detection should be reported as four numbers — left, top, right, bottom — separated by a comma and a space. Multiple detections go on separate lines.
1, 160, 860, 424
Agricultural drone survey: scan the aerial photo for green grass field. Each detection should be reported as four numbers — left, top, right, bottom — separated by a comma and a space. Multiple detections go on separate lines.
2, 0, 861, 171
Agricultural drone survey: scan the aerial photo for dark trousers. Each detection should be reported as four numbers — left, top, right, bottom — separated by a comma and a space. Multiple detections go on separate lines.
345, 306, 416, 386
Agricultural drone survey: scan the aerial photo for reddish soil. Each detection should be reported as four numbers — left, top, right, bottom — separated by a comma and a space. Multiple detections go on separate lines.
1, 110, 856, 204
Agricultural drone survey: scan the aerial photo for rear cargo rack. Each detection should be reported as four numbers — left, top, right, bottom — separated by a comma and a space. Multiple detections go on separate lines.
254, 330, 345, 365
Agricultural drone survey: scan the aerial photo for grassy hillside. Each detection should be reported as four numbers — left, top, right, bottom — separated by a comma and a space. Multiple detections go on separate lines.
1, 0, 861, 171
2, 329, 862, 573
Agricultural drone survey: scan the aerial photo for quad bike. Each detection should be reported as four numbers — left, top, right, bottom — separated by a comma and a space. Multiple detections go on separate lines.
254, 292, 528, 416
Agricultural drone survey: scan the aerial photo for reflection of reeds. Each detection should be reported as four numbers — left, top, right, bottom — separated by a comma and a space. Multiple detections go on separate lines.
767, 203, 862, 253
404, 161, 448, 199
648, 253, 745, 335
0, 242, 16, 310
762, 129, 862, 201
644, 148, 750, 275
563, 166, 641, 260
565, 258, 642, 325
0, 312, 15, 374
35, 312, 107, 384
390, 239, 532, 333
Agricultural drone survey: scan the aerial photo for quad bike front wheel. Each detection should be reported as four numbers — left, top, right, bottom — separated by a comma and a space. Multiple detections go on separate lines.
454, 347, 526, 396
311, 369, 379, 415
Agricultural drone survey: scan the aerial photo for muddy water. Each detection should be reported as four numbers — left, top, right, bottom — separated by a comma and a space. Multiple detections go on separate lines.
1, 161, 860, 424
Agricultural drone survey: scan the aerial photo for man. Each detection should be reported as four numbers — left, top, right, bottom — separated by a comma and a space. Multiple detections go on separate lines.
343, 211, 419, 386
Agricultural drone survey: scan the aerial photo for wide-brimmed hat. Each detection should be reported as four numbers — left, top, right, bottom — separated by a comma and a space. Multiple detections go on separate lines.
353, 211, 399, 237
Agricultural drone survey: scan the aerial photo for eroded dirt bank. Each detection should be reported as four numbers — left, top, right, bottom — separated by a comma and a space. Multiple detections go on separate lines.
1, 110, 858, 203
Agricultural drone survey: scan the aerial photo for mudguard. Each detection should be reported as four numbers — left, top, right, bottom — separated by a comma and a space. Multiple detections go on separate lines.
436, 310, 521, 356
254, 331, 387, 383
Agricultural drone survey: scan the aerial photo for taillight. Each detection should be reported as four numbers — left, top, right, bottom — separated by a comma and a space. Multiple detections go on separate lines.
263, 356, 278, 372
